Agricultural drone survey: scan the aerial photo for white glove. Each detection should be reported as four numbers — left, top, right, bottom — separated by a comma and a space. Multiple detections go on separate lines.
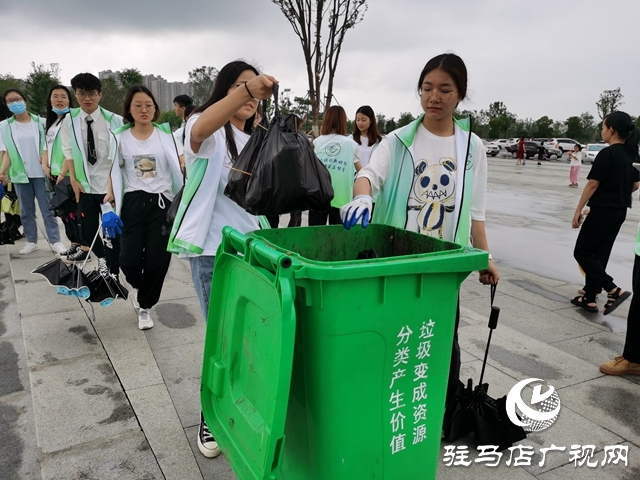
340, 195, 373, 230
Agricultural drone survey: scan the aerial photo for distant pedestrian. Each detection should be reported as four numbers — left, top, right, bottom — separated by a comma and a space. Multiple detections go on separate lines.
515, 137, 524, 165
351, 105, 383, 168
537, 142, 545, 165
571, 111, 640, 315
310, 105, 362, 225
567, 144, 583, 187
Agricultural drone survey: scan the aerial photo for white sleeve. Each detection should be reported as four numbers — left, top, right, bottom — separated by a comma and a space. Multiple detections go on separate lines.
184, 114, 218, 165
61, 116, 73, 160
353, 143, 361, 164
470, 136, 487, 222
355, 136, 391, 198
0, 126, 5, 152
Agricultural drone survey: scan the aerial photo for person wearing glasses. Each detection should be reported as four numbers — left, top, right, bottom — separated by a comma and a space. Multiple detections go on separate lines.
61, 73, 123, 274
107, 86, 183, 330
0, 89, 67, 255
340, 53, 499, 431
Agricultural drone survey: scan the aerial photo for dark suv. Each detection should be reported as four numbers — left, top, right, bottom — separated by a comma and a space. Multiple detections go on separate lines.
507, 141, 551, 159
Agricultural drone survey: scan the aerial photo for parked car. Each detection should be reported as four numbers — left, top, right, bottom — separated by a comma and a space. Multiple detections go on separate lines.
555, 138, 584, 153
507, 141, 560, 159
582, 143, 608, 164
482, 140, 500, 156
489, 139, 509, 150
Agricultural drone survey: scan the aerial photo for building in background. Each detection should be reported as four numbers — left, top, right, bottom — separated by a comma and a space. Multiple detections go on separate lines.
98, 70, 193, 112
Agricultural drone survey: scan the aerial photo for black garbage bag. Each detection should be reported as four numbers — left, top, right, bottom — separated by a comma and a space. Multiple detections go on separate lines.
224, 101, 271, 208
225, 84, 334, 216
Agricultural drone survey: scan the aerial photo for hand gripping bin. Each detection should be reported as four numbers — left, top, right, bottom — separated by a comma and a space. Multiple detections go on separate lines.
201, 225, 488, 480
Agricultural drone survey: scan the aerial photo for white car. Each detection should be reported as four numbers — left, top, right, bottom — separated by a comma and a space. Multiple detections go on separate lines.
582, 143, 608, 164
556, 138, 584, 154
482, 140, 500, 156
490, 139, 509, 150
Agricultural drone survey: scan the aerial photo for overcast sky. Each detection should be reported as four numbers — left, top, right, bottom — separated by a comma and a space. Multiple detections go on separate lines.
1, 0, 639, 123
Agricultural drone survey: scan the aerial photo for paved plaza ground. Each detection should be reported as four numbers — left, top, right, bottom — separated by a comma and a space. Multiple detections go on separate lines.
1, 154, 638, 479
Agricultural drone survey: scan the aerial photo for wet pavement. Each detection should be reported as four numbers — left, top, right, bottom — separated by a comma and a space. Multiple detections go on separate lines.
1, 154, 638, 479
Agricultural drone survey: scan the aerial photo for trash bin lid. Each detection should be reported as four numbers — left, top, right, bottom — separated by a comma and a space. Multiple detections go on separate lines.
201, 245, 296, 480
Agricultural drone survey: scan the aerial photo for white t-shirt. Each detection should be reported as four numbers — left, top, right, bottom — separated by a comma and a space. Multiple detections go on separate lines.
15, 121, 43, 178
353, 135, 373, 167
44, 120, 63, 153
184, 115, 258, 256
119, 129, 175, 199
569, 151, 583, 167
360, 123, 487, 241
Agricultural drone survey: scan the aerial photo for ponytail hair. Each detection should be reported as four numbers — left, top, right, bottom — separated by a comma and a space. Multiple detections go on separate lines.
603, 111, 640, 158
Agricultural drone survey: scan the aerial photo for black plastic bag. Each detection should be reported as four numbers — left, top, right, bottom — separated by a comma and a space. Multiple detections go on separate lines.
162, 172, 186, 236
225, 84, 334, 216
224, 100, 271, 207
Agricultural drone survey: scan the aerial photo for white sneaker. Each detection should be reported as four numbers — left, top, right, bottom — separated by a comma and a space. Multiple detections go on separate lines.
50, 242, 67, 255
138, 308, 154, 330
19, 243, 40, 255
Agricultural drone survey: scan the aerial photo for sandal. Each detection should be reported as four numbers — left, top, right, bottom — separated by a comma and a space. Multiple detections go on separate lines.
571, 295, 598, 312
603, 288, 631, 316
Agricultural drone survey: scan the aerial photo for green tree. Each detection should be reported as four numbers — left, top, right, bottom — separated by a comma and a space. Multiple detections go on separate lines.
397, 112, 416, 128
375, 113, 387, 133
486, 102, 516, 138
564, 116, 583, 140
455, 109, 489, 138
596, 87, 623, 120
552, 121, 566, 137
533, 116, 554, 138
119, 68, 144, 91
23, 62, 61, 116
273, 0, 368, 135
0, 74, 24, 96
579, 112, 596, 143
188, 66, 218, 106
157, 110, 182, 129
99, 77, 125, 115
385, 117, 397, 133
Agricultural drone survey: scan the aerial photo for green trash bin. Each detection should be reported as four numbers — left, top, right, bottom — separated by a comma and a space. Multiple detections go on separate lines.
202, 224, 488, 480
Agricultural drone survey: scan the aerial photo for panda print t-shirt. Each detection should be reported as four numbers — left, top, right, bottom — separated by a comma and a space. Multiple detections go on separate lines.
406, 124, 457, 239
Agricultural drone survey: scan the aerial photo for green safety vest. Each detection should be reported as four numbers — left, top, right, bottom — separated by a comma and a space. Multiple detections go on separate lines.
371, 115, 479, 247
65, 107, 123, 193
0, 113, 45, 184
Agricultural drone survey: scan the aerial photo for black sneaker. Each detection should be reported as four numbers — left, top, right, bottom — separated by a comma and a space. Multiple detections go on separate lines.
63, 249, 91, 264
58, 244, 80, 257
198, 412, 221, 458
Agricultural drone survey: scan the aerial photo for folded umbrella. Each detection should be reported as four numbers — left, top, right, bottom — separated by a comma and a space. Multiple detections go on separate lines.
49, 177, 77, 217
443, 284, 527, 451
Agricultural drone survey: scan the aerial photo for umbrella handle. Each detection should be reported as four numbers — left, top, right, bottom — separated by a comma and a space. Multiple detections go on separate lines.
479, 285, 500, 386
82, 219, 104, 271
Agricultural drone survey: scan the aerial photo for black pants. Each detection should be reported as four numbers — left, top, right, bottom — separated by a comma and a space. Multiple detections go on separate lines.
119, 191, 172, 309
62, 213, 80, 244
623, 256, 640, 363
308, 207, 341, 226
78, 193, 120, 272
266, 211, 302, 228
573, 207, 626, 300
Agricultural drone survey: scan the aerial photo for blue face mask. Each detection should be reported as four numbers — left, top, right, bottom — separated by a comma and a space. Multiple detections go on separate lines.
51, 106, 70, 115
8, 101, 27, 115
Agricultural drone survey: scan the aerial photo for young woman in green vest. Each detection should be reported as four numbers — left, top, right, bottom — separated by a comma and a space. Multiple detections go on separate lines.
340, 53, 499, 428
310, 105, 362, 225
107, 86, 183, 330
0, 89, 66, 255
41, 84, 80, 256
